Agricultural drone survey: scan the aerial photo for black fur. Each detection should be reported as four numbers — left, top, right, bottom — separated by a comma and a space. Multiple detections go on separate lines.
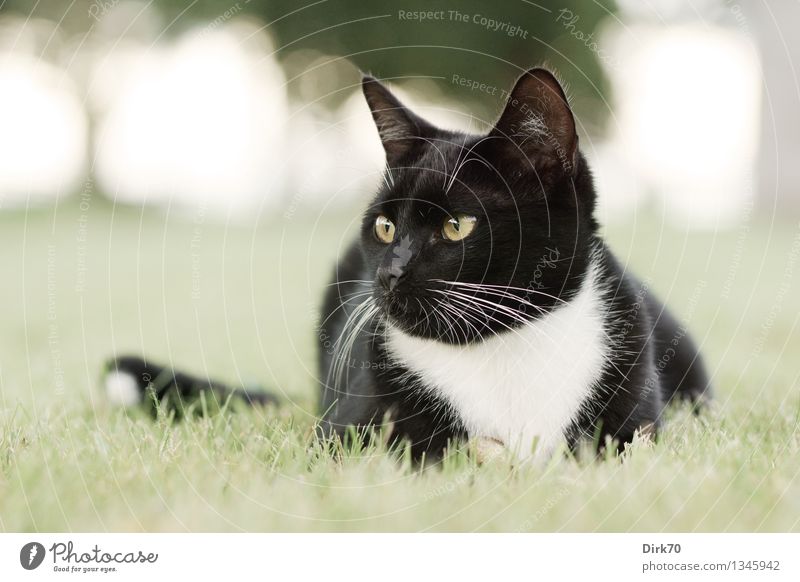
108, 68, 710, 459
317, 69, 710, 457
105, 355, 277, 416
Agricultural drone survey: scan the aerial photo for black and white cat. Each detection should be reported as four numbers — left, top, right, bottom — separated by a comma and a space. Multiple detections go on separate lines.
106, 68, 710, 461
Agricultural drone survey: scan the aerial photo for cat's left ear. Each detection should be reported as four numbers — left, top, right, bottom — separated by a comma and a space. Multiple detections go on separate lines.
490, 68, 578, 177
362, 75, 432, 165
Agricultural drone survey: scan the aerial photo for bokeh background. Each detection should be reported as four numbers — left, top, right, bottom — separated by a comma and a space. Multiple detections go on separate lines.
1, 0, 789, 221
1, 0, 799, 531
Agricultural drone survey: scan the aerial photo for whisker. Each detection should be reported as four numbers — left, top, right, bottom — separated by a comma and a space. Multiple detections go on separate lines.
443, 285, 548, 314
317, 290, 375, 329
432, 279, 568, 305
333, 303, 381, 393
446, 298, 534, 350
441, 289, 564, 338
436, 298, 484, 342
445, 289, 592, 358
326, 279, 373, 287
327, 298, 376, 393
437, 289, 536, 324
443, 293, 556, 348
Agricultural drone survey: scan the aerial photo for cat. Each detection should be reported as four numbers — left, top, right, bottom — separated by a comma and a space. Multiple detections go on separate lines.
105, 67, 711, 462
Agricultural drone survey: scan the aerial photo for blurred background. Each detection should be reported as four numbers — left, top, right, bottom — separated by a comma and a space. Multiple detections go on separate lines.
1, 0, 791, 223
2, 0, 800, 533
0, 0, 797, 411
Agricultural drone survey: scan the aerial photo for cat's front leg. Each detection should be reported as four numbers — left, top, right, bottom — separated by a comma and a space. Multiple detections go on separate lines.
469, 436, 506, 464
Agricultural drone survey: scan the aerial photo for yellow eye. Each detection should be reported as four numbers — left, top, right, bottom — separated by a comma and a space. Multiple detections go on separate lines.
442, 214, 477, 241
374, 215, 396, 243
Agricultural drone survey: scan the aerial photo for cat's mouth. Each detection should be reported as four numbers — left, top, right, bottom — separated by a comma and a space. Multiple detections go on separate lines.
375, 286, 483, 342
377, 288, 430, 321
377, 281, 545, 343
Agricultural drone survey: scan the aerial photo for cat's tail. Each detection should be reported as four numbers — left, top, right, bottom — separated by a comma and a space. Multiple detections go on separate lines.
102, 355, 279, 413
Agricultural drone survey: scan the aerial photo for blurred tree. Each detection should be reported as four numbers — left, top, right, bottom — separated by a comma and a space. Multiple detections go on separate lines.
179, 0, 617, 129
2, 0, 617, 129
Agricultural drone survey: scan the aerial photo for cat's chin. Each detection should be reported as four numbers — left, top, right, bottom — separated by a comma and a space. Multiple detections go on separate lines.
385, 317, 470, 344
388, 319, 491, 345
376, 293, 448, 342
382, 306, 483, 344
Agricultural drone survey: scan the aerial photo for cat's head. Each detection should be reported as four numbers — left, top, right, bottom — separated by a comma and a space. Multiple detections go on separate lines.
360, 67, 598, 342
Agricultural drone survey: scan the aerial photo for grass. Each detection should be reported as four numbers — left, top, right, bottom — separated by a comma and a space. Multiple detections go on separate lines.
0, 194, 799, 532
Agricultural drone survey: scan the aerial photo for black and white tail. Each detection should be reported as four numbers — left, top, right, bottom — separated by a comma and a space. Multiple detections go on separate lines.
103, 355, 278, 413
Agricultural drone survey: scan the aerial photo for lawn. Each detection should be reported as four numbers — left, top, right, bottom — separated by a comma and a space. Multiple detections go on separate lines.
0, 194, 798, 531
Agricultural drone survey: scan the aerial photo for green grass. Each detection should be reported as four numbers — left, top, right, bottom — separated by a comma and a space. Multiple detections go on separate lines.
1, 195, 799, 531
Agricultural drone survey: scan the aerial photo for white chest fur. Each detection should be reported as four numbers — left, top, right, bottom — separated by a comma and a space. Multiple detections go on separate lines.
385, 269, 608, 460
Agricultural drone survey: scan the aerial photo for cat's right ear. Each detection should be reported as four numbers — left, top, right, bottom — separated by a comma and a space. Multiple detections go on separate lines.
362, 76, 429, 165
490, 68, 578, 178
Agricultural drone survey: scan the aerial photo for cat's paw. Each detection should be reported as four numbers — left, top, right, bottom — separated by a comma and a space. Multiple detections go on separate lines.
470, 436, 506, 465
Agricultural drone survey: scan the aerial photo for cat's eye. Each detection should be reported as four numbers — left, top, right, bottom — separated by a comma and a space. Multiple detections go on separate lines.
374, 215, 396, 244
442, 214, 477, 242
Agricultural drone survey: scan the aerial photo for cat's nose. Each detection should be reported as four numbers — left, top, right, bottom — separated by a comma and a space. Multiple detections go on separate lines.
378, 267, 405, 292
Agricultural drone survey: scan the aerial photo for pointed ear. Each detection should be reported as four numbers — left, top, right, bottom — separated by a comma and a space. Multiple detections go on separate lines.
362, 76, 431, 165
490, 68, 578, 177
